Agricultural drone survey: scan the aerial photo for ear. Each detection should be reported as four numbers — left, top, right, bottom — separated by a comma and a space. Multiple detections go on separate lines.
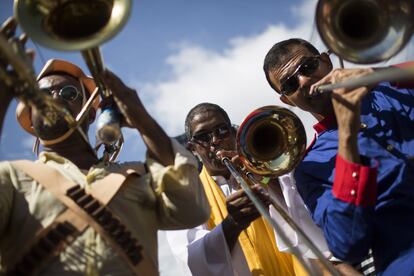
231, 125, 238, 134
186, 141, 195, 151
280, 94, 295, 107
320, 52, 333, 70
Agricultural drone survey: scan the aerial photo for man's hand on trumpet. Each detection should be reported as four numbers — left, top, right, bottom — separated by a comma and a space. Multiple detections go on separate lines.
100, 69, 174, 166
0, 16, 34, 136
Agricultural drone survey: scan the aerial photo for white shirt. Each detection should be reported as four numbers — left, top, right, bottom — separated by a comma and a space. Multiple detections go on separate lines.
166, 172, 331, 276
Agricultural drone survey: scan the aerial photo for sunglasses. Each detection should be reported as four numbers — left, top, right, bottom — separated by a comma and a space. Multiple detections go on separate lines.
41, 85, 82, 102
280, 56, 320, 96
191, 125, 231, 146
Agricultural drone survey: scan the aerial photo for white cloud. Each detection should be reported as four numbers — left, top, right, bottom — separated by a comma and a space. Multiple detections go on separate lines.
142, 13, 319, 144
141, 0, 413, 148
136, 1, 414, 275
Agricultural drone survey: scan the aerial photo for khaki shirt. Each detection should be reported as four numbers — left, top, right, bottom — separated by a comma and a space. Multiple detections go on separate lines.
0, 139, 210, 275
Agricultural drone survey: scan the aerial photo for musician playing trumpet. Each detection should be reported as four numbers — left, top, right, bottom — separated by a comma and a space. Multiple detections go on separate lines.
0, 18, 209, 275
263, 38, 414, 275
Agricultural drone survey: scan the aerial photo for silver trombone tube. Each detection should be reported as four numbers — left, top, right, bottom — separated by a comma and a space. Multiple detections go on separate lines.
244, 173, 340, 276
316, 65, 414, 94
222, 157, 341, 276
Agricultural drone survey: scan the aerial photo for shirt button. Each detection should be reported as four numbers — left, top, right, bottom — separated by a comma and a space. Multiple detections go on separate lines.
352, 172, 358, 179
350, 189, 356, 196
386, 144, 394, 151
360, 123, 367, 129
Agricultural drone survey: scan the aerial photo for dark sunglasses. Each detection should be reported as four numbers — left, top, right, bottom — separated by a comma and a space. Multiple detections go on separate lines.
41, 85, 82, 102
280, 56, 320, 96
191, 125, 231, 146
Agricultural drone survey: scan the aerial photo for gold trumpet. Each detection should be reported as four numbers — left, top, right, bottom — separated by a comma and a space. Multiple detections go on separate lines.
221, 106, 340, 275
14, 0, 132, 160
0, 19, 75, 131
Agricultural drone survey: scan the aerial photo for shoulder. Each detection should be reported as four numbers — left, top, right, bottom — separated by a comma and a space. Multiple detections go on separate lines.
370, 82, 414, 105
111, 161, 146, 175
0, 160, 34, 192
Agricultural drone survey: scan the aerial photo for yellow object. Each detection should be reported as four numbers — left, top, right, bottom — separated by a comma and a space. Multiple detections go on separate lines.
200, 167, 307, 276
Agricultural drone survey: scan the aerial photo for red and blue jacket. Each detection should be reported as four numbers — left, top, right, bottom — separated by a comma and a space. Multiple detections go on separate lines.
294, 80, 414, 275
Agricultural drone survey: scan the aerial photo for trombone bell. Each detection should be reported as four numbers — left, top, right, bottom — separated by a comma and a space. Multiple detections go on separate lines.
316, 0, 414, 64
14, 0, 132, 51
237, 106, 306, 176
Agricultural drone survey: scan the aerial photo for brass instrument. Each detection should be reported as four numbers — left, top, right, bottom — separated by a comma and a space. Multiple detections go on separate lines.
14, 0, 132, 161
221, 106, 340, 275
316, 0, 414, 64
0, 19, 75, 131
314, 0, 414, 93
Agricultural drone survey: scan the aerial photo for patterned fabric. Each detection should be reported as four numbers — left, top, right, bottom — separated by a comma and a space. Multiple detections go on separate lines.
0, 139, 209, 275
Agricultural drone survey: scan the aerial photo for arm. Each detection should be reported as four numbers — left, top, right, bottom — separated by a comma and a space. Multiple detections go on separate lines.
166, 224, 245, 276
0, 87, 13, 137
101, 70, 174, 166
0, 18, 26, 137
147, 139, 210, 229
299, 69, 378, 263
0, 162, 16, 236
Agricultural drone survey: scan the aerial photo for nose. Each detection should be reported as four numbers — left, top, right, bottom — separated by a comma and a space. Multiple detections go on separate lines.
297, 74, 313, 93
49, 89, 60, 99
211, 133, 222, 145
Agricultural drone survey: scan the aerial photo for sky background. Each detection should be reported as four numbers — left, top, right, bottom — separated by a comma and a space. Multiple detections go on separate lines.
1, 0, 413, 275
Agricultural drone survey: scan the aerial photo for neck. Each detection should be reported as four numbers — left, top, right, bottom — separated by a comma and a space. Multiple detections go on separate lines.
208, 168, 231, 180
312, 109, 335, 122
43, 133, 98, 170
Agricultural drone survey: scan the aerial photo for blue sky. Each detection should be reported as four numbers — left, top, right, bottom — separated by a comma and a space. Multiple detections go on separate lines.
0, 0, 306, 161
1, 1, 413, 274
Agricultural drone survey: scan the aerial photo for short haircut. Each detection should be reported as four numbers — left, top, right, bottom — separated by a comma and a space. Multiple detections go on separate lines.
185, 103, 231, 139
263, 38, 320, 92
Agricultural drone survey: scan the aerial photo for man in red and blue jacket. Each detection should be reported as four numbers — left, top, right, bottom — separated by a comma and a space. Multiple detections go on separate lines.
263, 38, 414, 275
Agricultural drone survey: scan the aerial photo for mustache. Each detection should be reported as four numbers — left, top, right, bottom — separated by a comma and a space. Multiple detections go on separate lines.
208, 151, 216, 160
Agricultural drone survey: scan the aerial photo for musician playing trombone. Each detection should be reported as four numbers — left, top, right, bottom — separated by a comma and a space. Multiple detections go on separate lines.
166, 102, 314, 276
263, 38, 414, 275
0, 19, 209, 275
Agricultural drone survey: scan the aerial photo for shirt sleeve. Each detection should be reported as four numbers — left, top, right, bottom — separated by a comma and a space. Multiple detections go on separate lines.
272, 173, 331, 260
166, 223, 248, 276
295, 155, 378, 264
146, 139, 210, 229
0, 162, 16, 236
332, 155, 378, 207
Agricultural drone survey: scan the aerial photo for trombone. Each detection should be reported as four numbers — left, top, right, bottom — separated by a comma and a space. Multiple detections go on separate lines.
0, 18, 75, 132
221, 106, 340, 276
314, 0, 414, 93
14, 0, 132, 161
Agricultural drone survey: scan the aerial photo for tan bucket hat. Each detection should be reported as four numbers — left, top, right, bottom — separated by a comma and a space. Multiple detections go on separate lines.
16, 59, 100, 135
